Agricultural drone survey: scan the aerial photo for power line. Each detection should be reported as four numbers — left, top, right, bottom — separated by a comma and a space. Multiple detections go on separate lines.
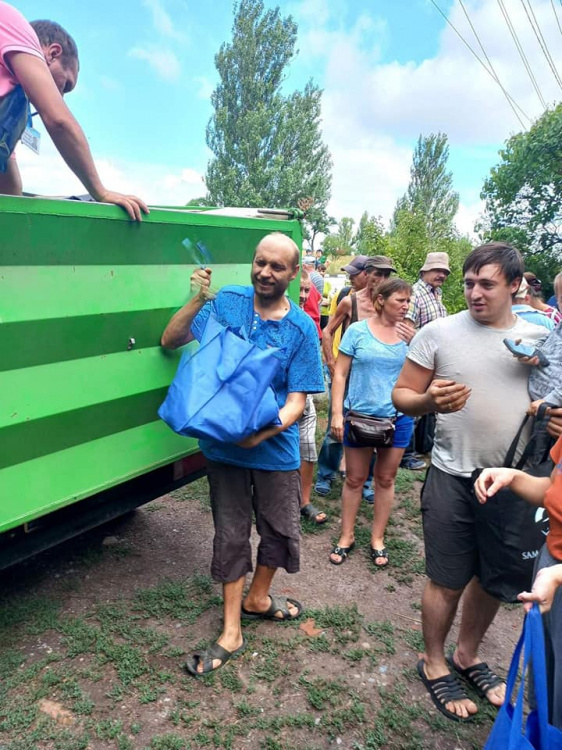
551, 0, 562, 39
497, 0, 548, 109
521, 0, 562, 91
458, 0, 529, 126
429, 0, 530, 128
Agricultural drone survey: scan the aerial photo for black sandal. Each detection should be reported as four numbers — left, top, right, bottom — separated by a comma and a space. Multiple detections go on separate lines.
446, 655, 504, 703
329, 542, 355, 565
370, 547, 389, 568
241, 595, 303, 622
417, 659, 473, 723
300, 503, 328, 525
185, 638, 246, 677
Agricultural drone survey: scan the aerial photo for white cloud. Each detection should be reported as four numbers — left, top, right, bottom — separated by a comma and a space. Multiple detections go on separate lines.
16, 132, 205, 207
142, 0, 185, 41
128, 46, 181, 81
294, 0, 562, 236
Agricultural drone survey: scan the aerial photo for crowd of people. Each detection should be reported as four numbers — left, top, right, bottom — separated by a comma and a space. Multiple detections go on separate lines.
162, 234, 562, 737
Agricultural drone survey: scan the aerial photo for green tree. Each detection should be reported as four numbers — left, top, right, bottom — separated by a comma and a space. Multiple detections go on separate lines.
323, 217, 355, 257
205, 0, 332, 213
481, 104, 562, 283
354, 212, 388, 256
185, 197, 214, 207
302, 205, 336, 253
388, 208, 470, 314
396, 132, 459, 242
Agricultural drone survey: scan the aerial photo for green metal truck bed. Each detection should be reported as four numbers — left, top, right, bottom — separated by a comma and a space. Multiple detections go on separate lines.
0, 196, 302, 546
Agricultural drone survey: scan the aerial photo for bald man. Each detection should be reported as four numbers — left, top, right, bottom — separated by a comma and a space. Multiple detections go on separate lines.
161, 231, 324, 677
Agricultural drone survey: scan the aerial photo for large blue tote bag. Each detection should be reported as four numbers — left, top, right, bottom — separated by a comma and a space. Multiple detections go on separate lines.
485, 603, 562, 749
159, 313, 282, 443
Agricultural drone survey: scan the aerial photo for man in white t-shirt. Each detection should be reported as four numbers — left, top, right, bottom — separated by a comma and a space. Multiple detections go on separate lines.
392, 242, 551, 723
0, 2, 147, 220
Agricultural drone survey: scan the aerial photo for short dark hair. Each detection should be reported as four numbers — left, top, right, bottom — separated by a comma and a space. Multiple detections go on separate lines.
372, 277, 412, 309
30, 20, 79, 67
462, 242, 523, 285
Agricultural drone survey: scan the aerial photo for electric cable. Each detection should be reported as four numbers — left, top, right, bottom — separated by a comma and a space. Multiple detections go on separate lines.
551, 0, 562, 39
497, 0, 548, 109
521, 0, 562, 91
459, 0, 529, 125
429, 0, 530, 127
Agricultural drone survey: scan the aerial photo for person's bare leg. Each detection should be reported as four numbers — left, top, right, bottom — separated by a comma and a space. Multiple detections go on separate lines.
370, 447, 403, 564
197, 575, 245, 673
330, 446, 371, 563
300, 460, 326, 522
453, 577, 505, 706
421, 580, 478, 719
242, 564, 299, 618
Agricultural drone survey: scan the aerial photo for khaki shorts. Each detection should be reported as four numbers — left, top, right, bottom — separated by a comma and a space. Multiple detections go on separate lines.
206, 460, 302, 583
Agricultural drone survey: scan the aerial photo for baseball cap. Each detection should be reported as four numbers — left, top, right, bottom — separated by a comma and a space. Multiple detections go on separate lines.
303, 255, 316, 266
364, 255, 396, 272
341, 255, 369, 276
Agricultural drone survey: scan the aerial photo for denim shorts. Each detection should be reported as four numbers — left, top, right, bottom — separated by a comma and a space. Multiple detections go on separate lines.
343, 414, 414, 449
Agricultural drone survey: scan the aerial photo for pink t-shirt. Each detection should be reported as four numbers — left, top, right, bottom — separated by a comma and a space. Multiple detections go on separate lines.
0, 1, 43, 97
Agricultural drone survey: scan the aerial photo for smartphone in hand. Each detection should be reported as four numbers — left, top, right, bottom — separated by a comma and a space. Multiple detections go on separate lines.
503, 338, 549, 366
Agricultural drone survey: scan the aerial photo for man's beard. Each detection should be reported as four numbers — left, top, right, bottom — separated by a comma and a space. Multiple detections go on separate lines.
251, 273, 287, 301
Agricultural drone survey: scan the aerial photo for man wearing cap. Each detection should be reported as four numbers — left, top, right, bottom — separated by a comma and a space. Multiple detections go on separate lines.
315, 255, 400, 499
402, 252, 452, 471
322, 255, 398, 376
406, 252, 451, 331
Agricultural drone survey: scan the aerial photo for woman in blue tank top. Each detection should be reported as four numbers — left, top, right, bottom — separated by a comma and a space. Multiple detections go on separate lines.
329, 278, 415, 568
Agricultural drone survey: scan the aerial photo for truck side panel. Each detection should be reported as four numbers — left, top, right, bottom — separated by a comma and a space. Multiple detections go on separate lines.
0, 197, 302, 535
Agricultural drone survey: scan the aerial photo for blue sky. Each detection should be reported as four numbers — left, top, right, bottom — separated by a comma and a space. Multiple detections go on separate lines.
13, 0, 562, 235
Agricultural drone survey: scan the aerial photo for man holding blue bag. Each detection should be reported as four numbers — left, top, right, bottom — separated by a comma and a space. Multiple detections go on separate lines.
161, 232, 324, 676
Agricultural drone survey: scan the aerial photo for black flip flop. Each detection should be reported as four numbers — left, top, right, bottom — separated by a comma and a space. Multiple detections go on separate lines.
417, 659, 473, 723
446, 654, 504, 702
241, 595, 303, 622
300, 503, 328, 525
185, 637, 246, 678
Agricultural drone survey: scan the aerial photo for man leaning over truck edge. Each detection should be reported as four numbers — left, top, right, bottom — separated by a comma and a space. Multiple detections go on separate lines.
161, 231, 324, 676
0, 1, 148, 220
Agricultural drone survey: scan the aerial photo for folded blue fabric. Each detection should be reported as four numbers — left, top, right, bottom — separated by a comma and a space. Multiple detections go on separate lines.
159, 313, 281, 443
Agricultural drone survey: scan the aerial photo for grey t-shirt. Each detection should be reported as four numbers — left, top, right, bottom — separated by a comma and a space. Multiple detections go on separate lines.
407, 310, 545, 477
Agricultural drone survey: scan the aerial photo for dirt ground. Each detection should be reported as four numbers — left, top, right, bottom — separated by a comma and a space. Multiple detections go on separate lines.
0, 407, 525, 750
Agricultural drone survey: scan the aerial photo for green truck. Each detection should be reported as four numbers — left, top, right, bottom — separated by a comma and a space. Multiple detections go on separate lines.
0, 196, 303, 569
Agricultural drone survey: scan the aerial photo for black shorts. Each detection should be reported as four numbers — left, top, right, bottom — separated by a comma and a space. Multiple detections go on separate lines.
421, 465, 497, 593
206, 460, 301, 583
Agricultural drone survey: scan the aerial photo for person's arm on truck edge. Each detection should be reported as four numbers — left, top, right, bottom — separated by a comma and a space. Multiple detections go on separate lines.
322, 296, 351, 375
0, 157, 23, 195
7, 52, 148, 221
161, 269, 213, 349
392, 359, 471, 417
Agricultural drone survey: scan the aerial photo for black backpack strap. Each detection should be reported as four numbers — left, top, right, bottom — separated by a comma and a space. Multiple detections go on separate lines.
503, 414, 531, 468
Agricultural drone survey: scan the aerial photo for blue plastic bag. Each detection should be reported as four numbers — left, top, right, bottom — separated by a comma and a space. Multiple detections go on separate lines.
159, 313, 282, 443
485, 603, 562, 749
